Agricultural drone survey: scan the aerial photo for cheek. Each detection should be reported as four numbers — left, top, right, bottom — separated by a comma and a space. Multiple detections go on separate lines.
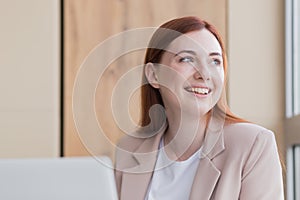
159, 86, 182, 110
161, 57, 194, 79
157, 66, 188, 88
213, 67, 225, 85
171, 61, 195, 74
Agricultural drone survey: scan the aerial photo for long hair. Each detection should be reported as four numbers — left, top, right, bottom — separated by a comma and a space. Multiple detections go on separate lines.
140, 16, 246, 127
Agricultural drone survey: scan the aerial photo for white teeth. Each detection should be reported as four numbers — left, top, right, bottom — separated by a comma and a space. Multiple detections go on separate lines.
190, 87, 209, 95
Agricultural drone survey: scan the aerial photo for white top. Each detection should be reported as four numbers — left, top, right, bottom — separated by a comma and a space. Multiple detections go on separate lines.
145, 139, 201, 200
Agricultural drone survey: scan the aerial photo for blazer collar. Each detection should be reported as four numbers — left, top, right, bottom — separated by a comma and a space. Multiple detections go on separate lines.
200, 115, 225, 159
127, 126, 165, 173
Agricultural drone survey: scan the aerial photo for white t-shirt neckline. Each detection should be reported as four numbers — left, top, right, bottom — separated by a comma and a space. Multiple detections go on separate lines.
145, 137, 202, 200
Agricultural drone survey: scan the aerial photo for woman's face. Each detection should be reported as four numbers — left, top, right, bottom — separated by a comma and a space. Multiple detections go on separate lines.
153, 29, 225, 117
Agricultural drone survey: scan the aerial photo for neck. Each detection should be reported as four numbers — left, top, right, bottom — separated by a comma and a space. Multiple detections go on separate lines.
163, 109, 208, 161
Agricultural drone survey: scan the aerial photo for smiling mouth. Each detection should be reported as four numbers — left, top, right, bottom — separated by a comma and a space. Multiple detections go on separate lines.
185, 87, 211, 95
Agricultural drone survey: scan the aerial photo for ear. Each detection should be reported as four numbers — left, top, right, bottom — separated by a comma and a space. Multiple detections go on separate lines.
144, 62, 160, 89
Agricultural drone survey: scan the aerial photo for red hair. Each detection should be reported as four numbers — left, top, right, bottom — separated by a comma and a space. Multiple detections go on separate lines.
141, 16, 246, 126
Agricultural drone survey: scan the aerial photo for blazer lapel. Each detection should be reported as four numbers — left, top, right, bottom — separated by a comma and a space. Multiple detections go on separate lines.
189, 118, 225, 200
189, 156, 221, 199
120, 129, 165, 200
121, 170, 154, 200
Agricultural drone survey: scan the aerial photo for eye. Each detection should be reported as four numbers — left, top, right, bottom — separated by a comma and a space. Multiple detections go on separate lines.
179, 56, 194, 63
211, 58, 222, 66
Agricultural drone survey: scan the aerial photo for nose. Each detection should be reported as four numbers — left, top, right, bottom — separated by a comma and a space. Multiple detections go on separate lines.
193, 65, 210, 80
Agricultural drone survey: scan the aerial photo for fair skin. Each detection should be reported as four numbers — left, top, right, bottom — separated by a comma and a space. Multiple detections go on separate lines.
145, 29, 225, 161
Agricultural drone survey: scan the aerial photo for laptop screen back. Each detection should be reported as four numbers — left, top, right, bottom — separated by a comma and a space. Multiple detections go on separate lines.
0, 156, 118, 200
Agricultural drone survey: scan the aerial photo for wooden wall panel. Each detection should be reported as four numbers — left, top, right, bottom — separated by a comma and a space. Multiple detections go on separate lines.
64, 0, 226, 157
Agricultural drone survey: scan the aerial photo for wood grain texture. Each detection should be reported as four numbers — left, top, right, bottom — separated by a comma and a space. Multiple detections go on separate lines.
64, 0, 226, 157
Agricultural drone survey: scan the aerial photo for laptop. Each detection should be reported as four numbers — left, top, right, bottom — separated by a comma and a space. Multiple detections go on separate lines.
0, 156, 118, 200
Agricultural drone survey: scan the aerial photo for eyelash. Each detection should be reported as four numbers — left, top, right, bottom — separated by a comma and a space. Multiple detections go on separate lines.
212, 58, 221, 66
179, 56, 194, 63
178, 56, 222, 66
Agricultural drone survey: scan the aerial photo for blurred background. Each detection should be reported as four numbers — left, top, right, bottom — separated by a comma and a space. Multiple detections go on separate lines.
0, 0, 299, 199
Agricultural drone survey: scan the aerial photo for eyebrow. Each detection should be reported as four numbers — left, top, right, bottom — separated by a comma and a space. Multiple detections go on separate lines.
174, 50, 196, 57
174, 50, 222, 57
209, 52, 222, 57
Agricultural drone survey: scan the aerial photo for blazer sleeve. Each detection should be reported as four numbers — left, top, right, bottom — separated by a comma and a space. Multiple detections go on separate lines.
239, 130, 284, 200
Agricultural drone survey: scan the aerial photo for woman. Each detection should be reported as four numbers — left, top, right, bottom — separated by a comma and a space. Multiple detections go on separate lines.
115, 16, 284, 200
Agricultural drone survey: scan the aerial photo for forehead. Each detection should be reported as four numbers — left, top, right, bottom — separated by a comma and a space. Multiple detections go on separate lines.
165, 29, 222, 55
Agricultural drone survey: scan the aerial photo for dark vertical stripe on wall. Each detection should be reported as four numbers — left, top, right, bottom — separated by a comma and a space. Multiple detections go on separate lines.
293, 145, 296, 199
291, 0, 295, 115
60, 0, 64, 157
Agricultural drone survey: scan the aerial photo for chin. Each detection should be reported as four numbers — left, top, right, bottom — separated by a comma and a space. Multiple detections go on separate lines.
182, 106, 212, 118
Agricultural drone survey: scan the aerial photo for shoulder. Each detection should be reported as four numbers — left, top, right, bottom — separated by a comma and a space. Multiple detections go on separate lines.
223, 122, 275, 143
222, 122, 277, 156
116, 134, 145, 153
223, 123, 282, 183
224, 122, 271, 134
115, 130, 163, 159
116, 126, 165, 152
115, 131, 163, 171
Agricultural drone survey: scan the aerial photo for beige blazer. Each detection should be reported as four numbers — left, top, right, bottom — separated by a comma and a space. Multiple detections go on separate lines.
115, 123, 284, 200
